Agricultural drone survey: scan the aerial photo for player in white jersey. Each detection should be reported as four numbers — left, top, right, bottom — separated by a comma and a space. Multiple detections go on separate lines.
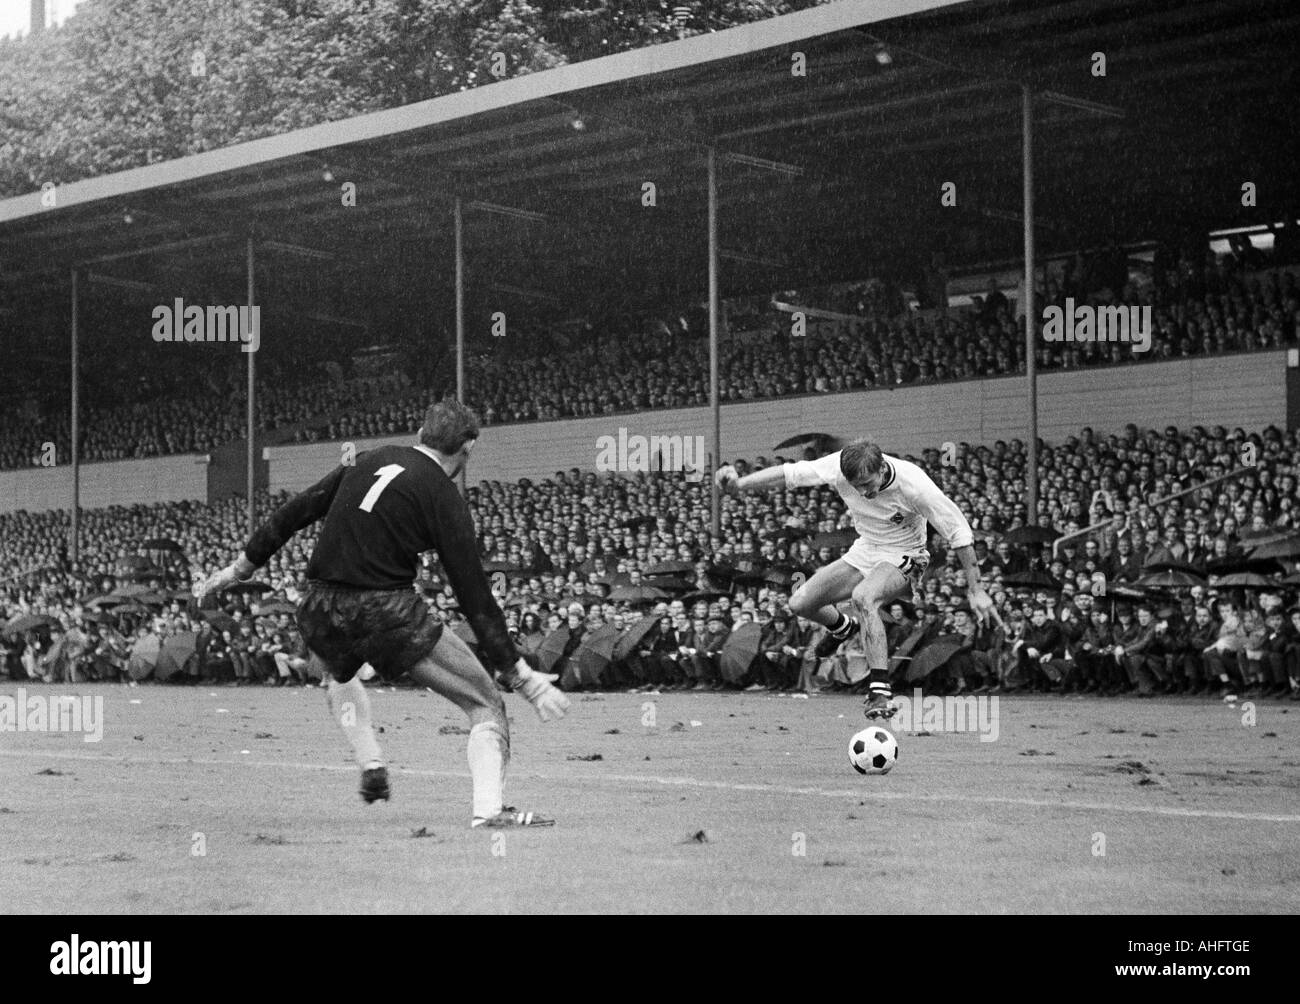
716, 439, 999, 719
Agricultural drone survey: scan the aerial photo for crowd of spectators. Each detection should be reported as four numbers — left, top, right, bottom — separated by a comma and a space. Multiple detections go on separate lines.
4, 421, 1299, 702
3, 244, 1298, 471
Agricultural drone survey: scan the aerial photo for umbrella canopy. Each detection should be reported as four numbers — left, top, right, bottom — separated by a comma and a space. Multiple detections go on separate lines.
566, 623, 621, 688
762, 567, 806, 586
225, 581, 274, 595
117, 554, 153, 569
535, 627, 572, 673
84, 594, 126, 609
613, 616, 660, 661
1002, 525, 1061, 546
255, 600, 297, 616
1204, 555, 1286, 576
905, 634, 967, 683
1002, 571, 1063, 592
645, 561, 694, 576
608, 585, 669, 603
642, 577, 693, 592
200, 610, 238, 634
140, 537, 185, 552
811, 530, 857, 552
681, 590, 727, 605
110, 583, 150, 598
1106, 583, 1147, 599
1142, 561, 1205, 577
119, 568, 167, 582
127, 634, 162, 680
1247, 535, 1300, 560
134, 591, 171, 607
1213, 572, 1280, 589
1136, 569, 1206, 589
155, 632, 199, 681
773, 432, 843, 453
85, 610, 118, 625
594, 572, 632, 586
2, 613, 60, 637
719, 622, 764, 683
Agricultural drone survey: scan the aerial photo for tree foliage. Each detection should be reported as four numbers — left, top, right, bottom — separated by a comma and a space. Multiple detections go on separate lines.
0, 0, 821, 197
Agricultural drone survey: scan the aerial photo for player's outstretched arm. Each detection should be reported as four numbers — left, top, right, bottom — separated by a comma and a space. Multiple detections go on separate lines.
193, 465, 347, 601
714, 463, 787, 495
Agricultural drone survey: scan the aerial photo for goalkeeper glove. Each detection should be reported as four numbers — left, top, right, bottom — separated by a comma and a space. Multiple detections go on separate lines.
505, 657, 570, 722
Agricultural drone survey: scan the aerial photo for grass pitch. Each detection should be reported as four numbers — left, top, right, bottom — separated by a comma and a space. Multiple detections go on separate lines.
2, 685, 1297, 914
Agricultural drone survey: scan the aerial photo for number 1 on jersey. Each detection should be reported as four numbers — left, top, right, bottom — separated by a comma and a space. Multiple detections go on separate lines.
359, 464, 405, 513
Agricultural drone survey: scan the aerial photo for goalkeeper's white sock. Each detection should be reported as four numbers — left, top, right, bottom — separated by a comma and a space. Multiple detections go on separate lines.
327, 675, 383, 770
467, 721, 509, 819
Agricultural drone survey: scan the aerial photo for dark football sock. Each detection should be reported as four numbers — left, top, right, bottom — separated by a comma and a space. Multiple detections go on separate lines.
868, 668, 892, 697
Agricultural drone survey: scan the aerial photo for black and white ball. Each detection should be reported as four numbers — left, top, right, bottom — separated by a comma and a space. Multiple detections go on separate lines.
849, 727, 899, 775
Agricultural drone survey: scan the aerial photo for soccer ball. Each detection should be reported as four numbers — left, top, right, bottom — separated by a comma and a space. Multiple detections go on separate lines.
849, 727, 898, 775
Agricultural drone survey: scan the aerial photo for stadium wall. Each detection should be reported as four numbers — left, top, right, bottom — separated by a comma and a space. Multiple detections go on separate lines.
265, 351, 1287, 493
0, 454, 208, 514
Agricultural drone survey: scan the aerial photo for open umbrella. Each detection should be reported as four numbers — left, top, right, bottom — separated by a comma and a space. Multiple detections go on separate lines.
905, 634, 968, 683
225, 581, 273, 595
256, 600, 297, 616
681, 590, 727, 605
117, 555, 153, 570
535, 627, 572, 673
110, 583, 150, 598
84, 594, 126, 609
1003, 526, 1060, 546
1204, 555, 1285, 576
719, 622, 763, 684
608, 585, 669, 603
1136, 569, 1206, 589
140, 537, 184, 552
200, 610, 237, 634
135, 591, 170, 607
85, 610, 118, 625
1248, 535, 1300, 560
1142, 561, 1205, 577
127, 634, 161, 681
811, 530, 857, 552
613, 616, 660, 662
594, 572, 632, 586
641, 577, 693, 592
1213, 572, 1280, 590
1002, 571, 1063, 592
645, 561, 694, 576
155, 632, 199, 681
566, 623, 621, 688
2, 613, 60, 637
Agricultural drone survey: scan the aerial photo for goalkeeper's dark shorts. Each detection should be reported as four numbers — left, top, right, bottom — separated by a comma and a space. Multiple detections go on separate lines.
297, 581, 442, 683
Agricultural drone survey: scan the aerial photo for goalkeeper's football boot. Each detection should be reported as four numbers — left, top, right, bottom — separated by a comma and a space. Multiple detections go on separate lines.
360, 765, 390, 804
814, 615, 858, 658
862, 692, 899, 721
471, 806, 556, 828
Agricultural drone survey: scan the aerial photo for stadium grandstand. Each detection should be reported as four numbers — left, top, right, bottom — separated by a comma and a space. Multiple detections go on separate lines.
3, 0, 1300, 705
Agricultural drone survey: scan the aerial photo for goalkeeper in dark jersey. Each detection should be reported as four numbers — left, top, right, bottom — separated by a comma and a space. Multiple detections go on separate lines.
194, 400, 568, 828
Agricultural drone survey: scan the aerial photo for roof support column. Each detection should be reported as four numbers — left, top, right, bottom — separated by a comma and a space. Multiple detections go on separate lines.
454, 195, 466, 493
708, 147, 721, 539
1022, 85, 1039, 528
246, 235, 257, 537
69, 267, 80, 569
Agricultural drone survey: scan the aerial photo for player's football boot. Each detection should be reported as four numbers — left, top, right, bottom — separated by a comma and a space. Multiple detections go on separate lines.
471, 806, 556, 828
360, 766, 390, 804
814, 617, 858, 658
862, 692, 899, 720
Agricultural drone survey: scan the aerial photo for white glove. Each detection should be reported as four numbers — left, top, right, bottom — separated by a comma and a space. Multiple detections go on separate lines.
192, 558, 255, 601
508, 658, 570, 722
